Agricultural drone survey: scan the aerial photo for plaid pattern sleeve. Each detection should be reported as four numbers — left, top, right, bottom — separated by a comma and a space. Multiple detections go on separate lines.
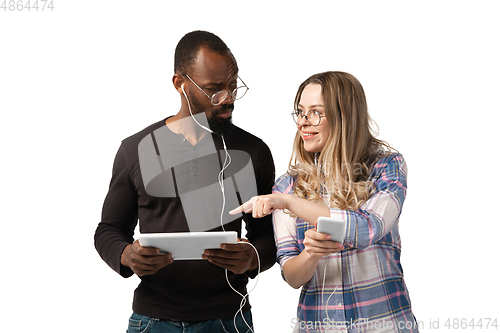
272, 153, 419, 333
272, 174, 299, 269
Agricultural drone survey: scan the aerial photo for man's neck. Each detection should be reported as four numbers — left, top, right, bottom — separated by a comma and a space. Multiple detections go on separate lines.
165, 112, 209, 146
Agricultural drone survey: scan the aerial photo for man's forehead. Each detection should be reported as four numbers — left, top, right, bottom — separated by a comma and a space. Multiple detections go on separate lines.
190, 48, 238, 82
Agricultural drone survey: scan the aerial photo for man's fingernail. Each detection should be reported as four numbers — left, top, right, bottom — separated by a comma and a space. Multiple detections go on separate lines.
220, 244, 226, 249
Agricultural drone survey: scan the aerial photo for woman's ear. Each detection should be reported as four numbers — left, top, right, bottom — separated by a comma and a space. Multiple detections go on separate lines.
172, 74, 185, 94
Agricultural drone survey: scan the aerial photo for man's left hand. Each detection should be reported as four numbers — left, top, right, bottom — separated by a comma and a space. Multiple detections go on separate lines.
202, 238, 258, 275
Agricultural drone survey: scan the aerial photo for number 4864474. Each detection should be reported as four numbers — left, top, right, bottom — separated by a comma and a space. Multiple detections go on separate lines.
444, 318, 498, 330
1, 0, 54, 11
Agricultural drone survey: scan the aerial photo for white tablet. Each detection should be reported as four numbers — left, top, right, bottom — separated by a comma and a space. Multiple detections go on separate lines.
137, 231, 238, 260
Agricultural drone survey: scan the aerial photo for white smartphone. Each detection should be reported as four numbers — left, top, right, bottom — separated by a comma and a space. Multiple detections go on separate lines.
317, 217, 346, 243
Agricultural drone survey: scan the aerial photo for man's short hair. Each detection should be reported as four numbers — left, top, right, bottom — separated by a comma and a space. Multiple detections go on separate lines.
174, 30, 231, 74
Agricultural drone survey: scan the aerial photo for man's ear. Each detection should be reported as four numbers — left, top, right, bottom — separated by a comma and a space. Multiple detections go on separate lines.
172, 74, 185, 94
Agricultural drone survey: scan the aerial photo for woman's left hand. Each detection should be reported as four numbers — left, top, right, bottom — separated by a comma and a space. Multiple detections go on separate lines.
303, 228, 344, 259
229, 194, 288, 218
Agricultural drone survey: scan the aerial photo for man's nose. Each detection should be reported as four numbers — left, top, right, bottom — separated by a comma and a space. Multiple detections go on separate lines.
221, 91, 234, 104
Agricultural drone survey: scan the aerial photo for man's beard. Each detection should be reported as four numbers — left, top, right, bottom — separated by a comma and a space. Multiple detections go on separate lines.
189, 92, 235, 136
208, 104, 235, 136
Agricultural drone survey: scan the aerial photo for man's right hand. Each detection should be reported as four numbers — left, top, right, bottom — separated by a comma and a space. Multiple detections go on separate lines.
121, 240, 174, 276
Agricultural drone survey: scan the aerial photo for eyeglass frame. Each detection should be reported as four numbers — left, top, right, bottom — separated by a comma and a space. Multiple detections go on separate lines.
182, 74, 249, 106
291, 109, 327, 126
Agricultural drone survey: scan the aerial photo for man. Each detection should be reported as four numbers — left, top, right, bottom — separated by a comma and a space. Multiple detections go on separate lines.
94, 31, 276, 332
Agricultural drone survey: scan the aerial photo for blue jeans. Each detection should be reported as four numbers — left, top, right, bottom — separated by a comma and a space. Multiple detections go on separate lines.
126, 311, 253, 333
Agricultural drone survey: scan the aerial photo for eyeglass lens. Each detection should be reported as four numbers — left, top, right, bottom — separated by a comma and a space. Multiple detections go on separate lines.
211, 86, 246, 105
293, 110, 321, 125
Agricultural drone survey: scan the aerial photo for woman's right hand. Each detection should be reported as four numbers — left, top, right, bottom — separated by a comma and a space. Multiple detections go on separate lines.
228, 193, 288, 218
303, 228, 344, 259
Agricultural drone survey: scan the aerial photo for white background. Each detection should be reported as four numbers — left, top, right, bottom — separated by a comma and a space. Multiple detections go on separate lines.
1, 1, 499, 332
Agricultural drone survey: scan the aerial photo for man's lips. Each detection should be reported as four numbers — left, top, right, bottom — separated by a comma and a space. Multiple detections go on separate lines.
217, 110, 232, 118
215, 105, 234, 119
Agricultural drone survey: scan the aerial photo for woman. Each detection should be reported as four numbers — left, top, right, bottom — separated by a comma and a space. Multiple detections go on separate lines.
230, 72, 418, 332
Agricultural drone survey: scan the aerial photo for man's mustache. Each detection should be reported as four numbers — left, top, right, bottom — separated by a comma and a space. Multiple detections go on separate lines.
214, 104, 234, 114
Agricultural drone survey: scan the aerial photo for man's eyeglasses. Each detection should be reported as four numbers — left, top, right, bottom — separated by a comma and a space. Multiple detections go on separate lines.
291, 109, 326, 126
183, 74, 249, 106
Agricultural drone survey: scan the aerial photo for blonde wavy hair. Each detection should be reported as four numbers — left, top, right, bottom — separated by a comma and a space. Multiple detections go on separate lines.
288, 71, 392, 211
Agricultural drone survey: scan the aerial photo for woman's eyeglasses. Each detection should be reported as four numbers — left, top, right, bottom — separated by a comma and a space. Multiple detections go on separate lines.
291, 109, 326, 126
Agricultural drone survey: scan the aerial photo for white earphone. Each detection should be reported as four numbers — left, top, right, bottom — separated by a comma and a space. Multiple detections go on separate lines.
181, 82, 214, 134
180, 78, 257, 333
